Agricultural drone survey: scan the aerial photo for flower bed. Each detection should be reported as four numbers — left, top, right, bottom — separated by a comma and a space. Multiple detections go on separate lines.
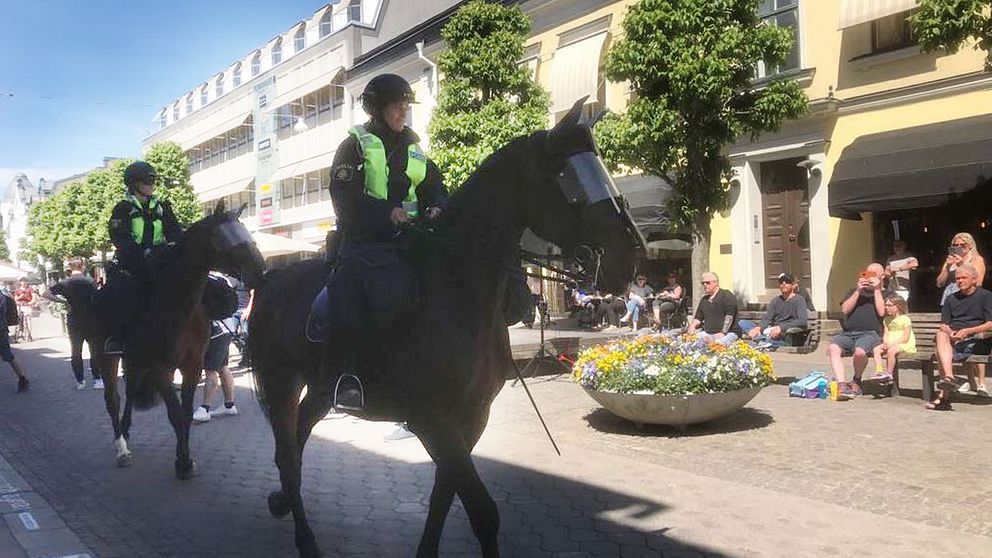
572, 334, 775, 396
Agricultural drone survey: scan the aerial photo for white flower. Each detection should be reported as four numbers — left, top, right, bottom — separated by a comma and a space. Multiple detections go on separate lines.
643, 365, 661, 377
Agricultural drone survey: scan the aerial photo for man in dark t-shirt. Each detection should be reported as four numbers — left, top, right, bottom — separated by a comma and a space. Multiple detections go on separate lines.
931, 263, 992, 408
687, 271, 739, 345
827, 262, 891, 399
45, 259, 100, 389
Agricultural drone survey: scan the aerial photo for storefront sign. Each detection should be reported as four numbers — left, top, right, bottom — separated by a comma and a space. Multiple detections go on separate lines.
253, 76, 280, 226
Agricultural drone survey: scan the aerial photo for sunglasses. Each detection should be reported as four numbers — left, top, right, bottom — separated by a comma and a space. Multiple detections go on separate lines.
951, 243, 968, 247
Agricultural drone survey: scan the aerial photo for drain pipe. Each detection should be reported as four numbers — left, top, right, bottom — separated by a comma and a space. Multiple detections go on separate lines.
415, 41, 438, 99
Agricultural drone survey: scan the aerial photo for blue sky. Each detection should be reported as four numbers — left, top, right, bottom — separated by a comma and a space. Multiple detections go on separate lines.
0, 0, 331, 193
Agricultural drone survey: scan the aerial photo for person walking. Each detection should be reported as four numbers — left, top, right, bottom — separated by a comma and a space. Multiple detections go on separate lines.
13, 278, 36, 342
0, 293, 29, 392
193, 273, 239, 423
43, 258, 101, 389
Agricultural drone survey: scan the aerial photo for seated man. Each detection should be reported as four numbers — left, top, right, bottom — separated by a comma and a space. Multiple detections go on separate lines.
930, 263, 992, 410
827, 263, 891, 399
686, 271, 739, 345
739, 273, 808, 350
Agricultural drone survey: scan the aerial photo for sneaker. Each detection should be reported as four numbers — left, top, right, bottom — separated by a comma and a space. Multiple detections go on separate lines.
601, 325, 620, 332
325, 408, 349, 420
956, 382, 975, 395
976, 385, 991, 398
619, 312, 631, 324
383, 423, 416, 442
16, 377, 28, 393
192, 406, 211, 423
92, 379, 104, 390
210, 404, 238, 417
873, 372, 893, 383
76, 381, 86, 391
848, 381, 863, 398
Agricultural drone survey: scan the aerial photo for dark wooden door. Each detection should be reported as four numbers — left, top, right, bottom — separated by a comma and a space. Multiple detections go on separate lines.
760, 158, 811, 289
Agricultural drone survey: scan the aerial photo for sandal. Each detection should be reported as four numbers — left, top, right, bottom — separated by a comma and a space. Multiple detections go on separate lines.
925, 395, 951, 411
936, 377, 959, 391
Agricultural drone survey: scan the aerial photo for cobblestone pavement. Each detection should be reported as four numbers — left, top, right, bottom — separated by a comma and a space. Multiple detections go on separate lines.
0, 313, 990, 557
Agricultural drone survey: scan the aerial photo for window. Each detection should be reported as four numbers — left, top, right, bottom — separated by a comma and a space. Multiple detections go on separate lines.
232, 63, 242, 87
306, 171, 321, 205
271, 38, 282, 65
346, 0, 362, 22
756, 0, 800, 78
186, 93, 194, 114
303, 92, 317, 126
200, 84, 209, 106
331, 81, 345, 119
172, 102, 180, 122
319, 10, 332, 38
159, 109, 167, 130
294, 26, 306, 52
251, 51, 261, 77
215, 75, 224, 98
871, 11, 916, 54
320, 168, 332, 201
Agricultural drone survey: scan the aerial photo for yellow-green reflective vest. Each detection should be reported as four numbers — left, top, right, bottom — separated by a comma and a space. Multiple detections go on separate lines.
348, 125, 427, 217
126, 194, 165, 247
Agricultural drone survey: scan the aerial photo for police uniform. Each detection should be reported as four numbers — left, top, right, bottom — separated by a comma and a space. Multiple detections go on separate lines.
108, 193, 184, 277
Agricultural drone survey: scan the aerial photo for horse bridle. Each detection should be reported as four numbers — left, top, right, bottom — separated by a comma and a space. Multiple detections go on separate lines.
213, 219, 255, 253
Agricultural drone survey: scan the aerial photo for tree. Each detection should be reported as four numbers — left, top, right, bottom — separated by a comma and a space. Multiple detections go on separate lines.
0, 228, 9, 261
595, 0, 807, 302
145, 141, 200, 224
911, 0, 992, 71
428, 0, 550, 191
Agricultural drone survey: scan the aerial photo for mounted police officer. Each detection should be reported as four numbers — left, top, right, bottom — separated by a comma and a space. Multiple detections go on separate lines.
101, 160, 184, 353
324, 73, 447, 409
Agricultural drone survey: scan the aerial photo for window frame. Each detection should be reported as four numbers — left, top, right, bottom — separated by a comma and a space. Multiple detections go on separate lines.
870, 10, 917, 55
755, 0, 801, 79
294, 26, 306, 53
251, 51, 261, 77
232, 63, 242, 87
271, 39, 283, 66
215, 75, 224, 98
319, 11, 332, 38
200, 84, 209, 106
186, 93, 194, 114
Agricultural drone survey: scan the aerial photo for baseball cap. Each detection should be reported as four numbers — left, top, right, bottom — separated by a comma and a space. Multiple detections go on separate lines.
778, 272, 796, 284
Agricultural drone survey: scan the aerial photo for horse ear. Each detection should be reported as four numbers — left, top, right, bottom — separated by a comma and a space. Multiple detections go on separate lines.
237, 203, 248, 217
587, 108, 610, 128
213, 200, 226, 216
553, 97, 588, 132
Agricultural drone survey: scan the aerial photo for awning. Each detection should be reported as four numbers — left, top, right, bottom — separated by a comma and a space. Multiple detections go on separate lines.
252, 231, 321, 258
829, 114, 992, 219
269, 151, 335, 183
614, 173, 679, 238
196, 177, 253, 203
548, 31, 607, 113
838, 0, 918, 30
0, 263, 34, 282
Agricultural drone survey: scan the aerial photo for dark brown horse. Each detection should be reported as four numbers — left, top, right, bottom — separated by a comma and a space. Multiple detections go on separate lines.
249, 101, 641, 557
89, 202, 265, 478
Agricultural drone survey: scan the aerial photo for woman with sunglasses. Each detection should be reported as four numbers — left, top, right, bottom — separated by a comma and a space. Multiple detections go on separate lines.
937, 232, 986, 306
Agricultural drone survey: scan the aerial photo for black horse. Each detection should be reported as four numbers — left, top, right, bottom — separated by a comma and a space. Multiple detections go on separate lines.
90, 202, 265, 478
249, 100, 641, 558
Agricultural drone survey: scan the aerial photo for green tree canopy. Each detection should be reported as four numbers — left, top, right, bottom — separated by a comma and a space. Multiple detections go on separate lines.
595, 0, 807, 295
0, 228, 10, 262
428, 0, 550, 190
145, 141, 200, 224
911, 0, 992, 71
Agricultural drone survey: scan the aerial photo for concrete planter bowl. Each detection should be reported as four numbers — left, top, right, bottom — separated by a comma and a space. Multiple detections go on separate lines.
583, 386, 763, 429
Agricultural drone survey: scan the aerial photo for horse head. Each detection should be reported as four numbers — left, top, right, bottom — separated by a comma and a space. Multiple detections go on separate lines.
520, 98, 644, 295
197, 200, 267, 289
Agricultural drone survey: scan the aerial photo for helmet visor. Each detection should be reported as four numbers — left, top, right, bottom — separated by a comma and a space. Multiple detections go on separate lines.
558, 152, 647, 251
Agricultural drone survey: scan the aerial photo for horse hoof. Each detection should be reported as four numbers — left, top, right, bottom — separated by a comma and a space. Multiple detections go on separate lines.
268, 490, 291, 518
175, 459, 196, 480
116, 453, 133, 468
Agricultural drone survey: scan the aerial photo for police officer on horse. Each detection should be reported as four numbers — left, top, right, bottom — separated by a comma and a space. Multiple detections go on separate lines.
325, 73, 448, 409
102, 161, 184, 353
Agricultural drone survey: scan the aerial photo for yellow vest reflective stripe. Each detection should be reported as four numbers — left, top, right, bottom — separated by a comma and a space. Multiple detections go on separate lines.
126, 194, 165, 247
348, 125, 427, 217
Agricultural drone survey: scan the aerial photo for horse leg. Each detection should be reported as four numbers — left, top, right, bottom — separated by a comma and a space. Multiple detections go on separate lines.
296, 375, 334, 452
96, 355, 131, 468
180, 366, 201, 421
266, 379, 321, 558
159, 373, 195, 480
417, 422, 500, 558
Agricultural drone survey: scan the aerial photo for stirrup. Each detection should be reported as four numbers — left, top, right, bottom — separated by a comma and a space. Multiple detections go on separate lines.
104, 337, 124, 355
333, 374, 364, 411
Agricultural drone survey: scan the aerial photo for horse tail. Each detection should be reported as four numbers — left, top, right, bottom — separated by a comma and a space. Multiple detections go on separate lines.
128, 370, 162, 410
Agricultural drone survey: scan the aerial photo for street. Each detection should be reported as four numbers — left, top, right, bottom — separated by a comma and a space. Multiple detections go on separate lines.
1, 313, 990, 558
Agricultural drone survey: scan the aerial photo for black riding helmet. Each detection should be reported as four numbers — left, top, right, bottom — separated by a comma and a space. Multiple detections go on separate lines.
123, 161, 157, 192
360, 73, 417, 116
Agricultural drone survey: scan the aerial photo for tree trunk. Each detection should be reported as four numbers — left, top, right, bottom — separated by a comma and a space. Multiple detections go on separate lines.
690, 214, 712, 310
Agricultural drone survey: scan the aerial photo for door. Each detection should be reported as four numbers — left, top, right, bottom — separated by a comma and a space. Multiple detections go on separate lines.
760, 158, 811, 289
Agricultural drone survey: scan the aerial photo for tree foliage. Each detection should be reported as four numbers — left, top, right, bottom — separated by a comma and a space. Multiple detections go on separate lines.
911, 0, 992, 71
428, 0, 550, 190
22, 143, 198, 263
595, 0, 807, 290
0, 228, 9, 262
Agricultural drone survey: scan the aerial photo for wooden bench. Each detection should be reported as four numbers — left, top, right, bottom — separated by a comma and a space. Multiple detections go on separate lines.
736, 310, 821, 354
893, 313, 991, 401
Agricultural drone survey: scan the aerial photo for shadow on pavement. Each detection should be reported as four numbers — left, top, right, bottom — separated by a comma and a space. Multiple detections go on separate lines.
582, 406, 775, 438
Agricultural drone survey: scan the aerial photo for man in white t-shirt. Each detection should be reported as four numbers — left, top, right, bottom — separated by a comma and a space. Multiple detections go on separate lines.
886, 240, 919, 303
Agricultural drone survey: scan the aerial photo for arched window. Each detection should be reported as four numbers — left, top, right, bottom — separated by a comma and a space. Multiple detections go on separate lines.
271, 38, 283, 65
232, 62, 242, 87
319, 10, 332, 38
251, 51, 261, 77
215, 74, 224, 98
172, 101, 180, 122
159, 109, 167, 130
186, 92, 194, 114
294, 26, 306, 52
200, 84, 209, 106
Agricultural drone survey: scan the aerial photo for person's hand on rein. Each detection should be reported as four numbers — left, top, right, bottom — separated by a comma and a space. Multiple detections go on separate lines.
425, 207, 442, 220
390, 207, 410, 226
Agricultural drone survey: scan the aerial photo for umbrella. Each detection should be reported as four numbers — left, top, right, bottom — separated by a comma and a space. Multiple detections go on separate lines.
252, 232, 321, 258
0, 263, 35, 282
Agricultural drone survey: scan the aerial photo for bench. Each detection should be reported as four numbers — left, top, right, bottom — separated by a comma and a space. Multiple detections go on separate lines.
736, 310, 821, 354
893, 313, 991, 401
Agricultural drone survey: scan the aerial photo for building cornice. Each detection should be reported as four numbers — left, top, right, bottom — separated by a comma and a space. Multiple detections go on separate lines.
835, 71, 992, 115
